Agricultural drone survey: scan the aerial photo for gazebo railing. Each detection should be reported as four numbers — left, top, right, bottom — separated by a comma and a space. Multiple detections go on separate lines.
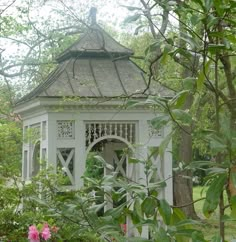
85, 121, 136, 147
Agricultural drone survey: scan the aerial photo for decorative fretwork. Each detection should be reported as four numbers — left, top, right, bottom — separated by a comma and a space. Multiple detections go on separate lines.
85, 121, 136, 148
57, 148, 75, 185
147, 121, 164, 138
57, 120, 75, 139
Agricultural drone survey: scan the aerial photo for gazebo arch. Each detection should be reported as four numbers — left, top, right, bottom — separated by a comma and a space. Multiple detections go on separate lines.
86, 135, 135, 155
85, 135, 135, 181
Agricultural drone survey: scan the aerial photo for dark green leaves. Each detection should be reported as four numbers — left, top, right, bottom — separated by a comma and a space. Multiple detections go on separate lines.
158, 199, 172, 225
141, 197, 157, 218
203, 173, 227, 217
171, 109, 192, 125
150, 115, 170, 130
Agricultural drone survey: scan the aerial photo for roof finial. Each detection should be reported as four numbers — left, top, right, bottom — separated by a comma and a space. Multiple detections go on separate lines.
89, 7, 97, 25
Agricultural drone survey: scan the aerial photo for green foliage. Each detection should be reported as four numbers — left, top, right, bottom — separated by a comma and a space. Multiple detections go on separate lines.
20, 154, 208, 242
203, 173, 227, 218
0, 121, 22, 176
84, 152, 103, 180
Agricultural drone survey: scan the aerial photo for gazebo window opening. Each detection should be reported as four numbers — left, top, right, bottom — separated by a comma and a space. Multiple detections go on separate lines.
57, 148, 75, 185
85, 139, 130, 218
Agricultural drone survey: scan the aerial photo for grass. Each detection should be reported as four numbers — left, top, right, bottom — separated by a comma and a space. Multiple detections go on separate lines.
193, 186, 236, 241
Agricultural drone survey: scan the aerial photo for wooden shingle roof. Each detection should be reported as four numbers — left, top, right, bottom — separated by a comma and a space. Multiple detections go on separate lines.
16, 24, 170, 105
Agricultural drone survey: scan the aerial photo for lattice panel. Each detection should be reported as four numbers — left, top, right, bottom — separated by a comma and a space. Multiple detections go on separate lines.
57, 120, 75, 139
85, 122, 136, 147
57, 148, 75, 185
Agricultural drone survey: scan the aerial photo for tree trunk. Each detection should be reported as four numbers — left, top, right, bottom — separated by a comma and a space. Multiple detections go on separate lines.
173, 124, 199, 219
173, 170, 198, 219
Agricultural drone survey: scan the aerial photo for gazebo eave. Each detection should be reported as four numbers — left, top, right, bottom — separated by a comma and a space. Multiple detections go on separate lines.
14, 96, 155, 117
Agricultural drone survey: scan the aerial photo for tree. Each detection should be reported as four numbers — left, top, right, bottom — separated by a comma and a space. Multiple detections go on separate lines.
124, 0, 236, 235
125, 0, 236, 240
123, 0, 200, 218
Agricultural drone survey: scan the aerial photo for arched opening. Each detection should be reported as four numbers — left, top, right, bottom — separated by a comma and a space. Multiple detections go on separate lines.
85, 137, 134, 221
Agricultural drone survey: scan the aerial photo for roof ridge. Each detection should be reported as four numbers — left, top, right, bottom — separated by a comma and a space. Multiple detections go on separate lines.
56, 24, 133, 62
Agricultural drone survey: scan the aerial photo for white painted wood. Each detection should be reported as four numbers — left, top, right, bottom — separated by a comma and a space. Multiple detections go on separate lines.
76, 120, 86, 189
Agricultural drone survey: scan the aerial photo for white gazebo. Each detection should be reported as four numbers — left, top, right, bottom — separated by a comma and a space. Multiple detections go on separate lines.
14, 20, 172, 205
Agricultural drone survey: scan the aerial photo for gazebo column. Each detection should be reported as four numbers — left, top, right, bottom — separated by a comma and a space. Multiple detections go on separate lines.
47, 117, 57, 172
22, 125, 30, 180
75, 119, 86, 189
134, 119, 149, 238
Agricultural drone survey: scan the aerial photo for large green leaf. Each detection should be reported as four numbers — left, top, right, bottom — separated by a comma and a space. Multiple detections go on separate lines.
203, 173, 227, 217
150, 115, 170, 130
141, 197, 157, 218
171, 109, 192, 125
191, 231, 207, 242
171, 208, 186, 225
230, 195, 236, 218
188, 160, 218, 169
169, 90, 189, 108
191, 0, 205, 10
158, 199, 172, 225
159, 130, 173, 157
104, 202, 127, 218
213, 0, 225, 16
205, 0, 213, 11
132, 198, 143, 234
197, 60, 211, 91
153, 227, 170, 242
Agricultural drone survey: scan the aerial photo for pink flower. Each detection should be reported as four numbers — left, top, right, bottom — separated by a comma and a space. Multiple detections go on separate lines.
41, 223, 51, 241
28, 225, 40, 242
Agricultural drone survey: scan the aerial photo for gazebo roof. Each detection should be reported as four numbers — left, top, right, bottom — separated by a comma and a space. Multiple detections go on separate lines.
16, 23, 170, 105
57, 24, 133, 62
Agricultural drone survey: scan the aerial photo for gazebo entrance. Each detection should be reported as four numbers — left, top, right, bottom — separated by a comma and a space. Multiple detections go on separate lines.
85, 137, 134, 235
